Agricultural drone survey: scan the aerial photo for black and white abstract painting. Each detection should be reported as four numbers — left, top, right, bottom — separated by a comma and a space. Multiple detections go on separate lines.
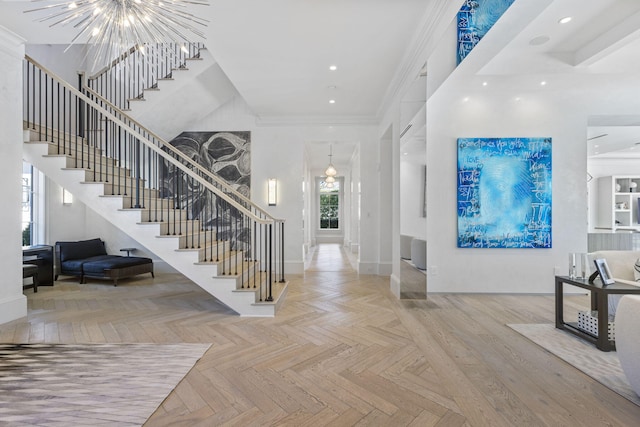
169, 131, 251, 197
163, 131, 252, 250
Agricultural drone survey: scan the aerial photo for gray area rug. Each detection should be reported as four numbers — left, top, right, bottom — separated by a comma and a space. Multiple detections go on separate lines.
0, 343, 211, 426
509, 323, 640, 406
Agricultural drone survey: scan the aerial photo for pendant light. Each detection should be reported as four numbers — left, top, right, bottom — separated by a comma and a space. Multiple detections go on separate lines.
325, 144, 337, 177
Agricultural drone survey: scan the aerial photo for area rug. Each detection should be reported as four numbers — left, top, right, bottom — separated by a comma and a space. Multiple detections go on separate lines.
0, 343, 211, 426
508, 323, 640, 406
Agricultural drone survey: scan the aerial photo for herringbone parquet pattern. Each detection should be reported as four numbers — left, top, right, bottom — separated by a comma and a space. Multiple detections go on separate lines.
4, 244, 640, 426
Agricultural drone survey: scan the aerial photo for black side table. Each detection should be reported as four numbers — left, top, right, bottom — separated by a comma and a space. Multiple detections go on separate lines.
120, 247, 136, 257
555, 275, 640, 351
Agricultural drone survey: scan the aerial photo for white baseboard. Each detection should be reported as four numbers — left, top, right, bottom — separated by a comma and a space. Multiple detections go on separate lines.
378, 262, 392, 276
0, 294, 27, 325
390, 274, 401, 298
358, 262, 378, 275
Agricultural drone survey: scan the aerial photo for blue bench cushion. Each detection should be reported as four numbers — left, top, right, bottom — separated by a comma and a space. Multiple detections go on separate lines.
82, 256, 153, 275
61, 255, 113, 276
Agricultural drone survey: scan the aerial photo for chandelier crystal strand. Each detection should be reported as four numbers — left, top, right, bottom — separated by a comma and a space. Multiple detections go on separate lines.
25, 0, 209, 71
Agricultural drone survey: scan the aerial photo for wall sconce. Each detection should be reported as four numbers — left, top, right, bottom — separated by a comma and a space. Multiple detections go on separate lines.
62, 188, 73, 205
268, 178, 277, 206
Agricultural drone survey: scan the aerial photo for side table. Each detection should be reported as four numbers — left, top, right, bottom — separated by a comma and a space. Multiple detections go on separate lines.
120, 247, 136, 257
555, 275, 640, 351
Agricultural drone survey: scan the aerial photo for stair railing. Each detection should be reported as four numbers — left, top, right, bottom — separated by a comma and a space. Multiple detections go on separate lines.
86, 42, 204, 111
23, 54, 285, 304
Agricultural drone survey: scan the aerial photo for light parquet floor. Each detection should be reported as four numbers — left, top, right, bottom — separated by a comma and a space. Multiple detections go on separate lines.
3, 244, 640, 426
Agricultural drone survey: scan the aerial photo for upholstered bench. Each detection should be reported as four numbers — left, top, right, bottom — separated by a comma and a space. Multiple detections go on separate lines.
55, 238, 154, 286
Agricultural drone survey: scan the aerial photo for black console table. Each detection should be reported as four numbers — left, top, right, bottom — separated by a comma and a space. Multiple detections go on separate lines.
555, 275, 640, 351
22, 245, 54, 286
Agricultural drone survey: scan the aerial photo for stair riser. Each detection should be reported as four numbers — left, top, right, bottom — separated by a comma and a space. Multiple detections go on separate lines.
71, 168, 133, 182
178, 231, 218, 249
121, 197, 171, 209
46, 142, 103, 158
179, 241, 232, 263
140, 209, 188, 223
101, 184, 158, 198
159, 220, 201, 235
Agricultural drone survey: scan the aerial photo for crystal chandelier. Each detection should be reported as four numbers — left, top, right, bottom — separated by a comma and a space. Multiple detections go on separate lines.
25, 0, 209, 70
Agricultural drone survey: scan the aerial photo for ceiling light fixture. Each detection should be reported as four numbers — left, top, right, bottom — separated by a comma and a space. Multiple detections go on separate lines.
482, 81, 488, 86
329, 99, 336, 104
24, 0, 209, 71
540, 81, 547, 86
329, 65, 337, 71
325, 144, 337, 178
559, 16, 572, 24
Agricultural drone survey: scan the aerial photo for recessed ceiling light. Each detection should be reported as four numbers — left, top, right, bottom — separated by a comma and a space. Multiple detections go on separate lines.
329, 99, 336, 104
482, 81, 488, 86
594, 144, 600, 148
559, 16, 572, 24
515, 97, 521, 102
540, 81, 547, 86
329, 65, 337, 71
463, 97, 469, 102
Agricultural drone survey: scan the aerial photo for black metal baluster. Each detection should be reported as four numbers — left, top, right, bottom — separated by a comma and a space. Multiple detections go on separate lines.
280, 222, 285, 282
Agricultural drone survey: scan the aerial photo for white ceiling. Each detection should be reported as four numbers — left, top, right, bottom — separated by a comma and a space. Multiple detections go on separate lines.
0, 0, 435, 172
464, 0, 640, 159
4, 0, 640, 166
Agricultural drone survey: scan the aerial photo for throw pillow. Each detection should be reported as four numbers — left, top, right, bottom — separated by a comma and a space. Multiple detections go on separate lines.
634, 258, 640, 282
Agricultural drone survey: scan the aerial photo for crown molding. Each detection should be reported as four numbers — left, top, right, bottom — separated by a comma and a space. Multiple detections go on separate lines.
0, 25, 26, 60
376, 0, 463, 121
255, 114, 378, 127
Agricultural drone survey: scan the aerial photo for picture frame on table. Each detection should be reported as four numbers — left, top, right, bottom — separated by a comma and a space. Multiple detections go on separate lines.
594, 258, 615, 285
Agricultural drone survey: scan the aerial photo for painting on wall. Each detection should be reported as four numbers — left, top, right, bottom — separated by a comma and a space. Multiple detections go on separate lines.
457, 0, 516, 64
457, 137, 552, 248
163, 131, 251, 249
168, 131, 251, 197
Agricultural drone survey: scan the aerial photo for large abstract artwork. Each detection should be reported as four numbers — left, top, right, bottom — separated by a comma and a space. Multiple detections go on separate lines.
457, 0, 516, 64
169, 131, 251, 197
164, 131, 251, 249
457, 137, 552, 248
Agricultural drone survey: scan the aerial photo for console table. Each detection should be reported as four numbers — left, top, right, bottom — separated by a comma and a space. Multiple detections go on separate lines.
22, 245, 54, 286
555, 275, 640, 351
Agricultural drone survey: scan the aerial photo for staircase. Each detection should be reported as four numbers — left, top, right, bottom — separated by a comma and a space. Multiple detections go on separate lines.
22, 54, 287, 317
85, 43, 236, 140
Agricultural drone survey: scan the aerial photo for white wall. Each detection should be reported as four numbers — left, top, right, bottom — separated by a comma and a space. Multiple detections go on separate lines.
348, 145, 361, 254
25, 44, 87, 84
426, 82, 588, 293
189, 97, 381, 274
0, 25, 27, 323
400, 161, 427, 239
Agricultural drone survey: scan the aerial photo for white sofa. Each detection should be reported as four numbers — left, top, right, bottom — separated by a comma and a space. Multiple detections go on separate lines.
411, 238, 426, 270
400, 235, 413, 260
614, 295, 640, 397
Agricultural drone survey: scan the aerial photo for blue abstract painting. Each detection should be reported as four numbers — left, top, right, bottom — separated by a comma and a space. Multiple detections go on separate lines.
457, 0, 516, 64
457, 138, 552, 248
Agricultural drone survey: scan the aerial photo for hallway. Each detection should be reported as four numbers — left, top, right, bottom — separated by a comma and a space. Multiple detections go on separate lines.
305, 243, 357, 273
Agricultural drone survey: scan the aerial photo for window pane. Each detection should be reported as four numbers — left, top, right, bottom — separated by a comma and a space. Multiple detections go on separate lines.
22, 163, 33, 246
319, 179, 339, 229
